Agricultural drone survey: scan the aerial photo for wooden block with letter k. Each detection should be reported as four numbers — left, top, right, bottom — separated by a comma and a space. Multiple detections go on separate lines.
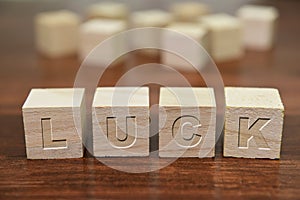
224, 87, 284, 159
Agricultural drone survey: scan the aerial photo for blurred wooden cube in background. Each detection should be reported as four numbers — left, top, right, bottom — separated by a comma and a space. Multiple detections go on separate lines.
161, 22, 209, 71
237, 5, 279, 51
35, 10, 80, 58
130, 9, 173, 56
22, 88, 85, 159
224, 87, 284, 159
200, 13, 244, 62
86, 2, 129, 20
79, 19, 127, 65
170, 2, 210, 22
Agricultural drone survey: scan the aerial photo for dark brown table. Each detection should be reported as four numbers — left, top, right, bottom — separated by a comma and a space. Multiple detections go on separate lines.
0, 0, 299, 199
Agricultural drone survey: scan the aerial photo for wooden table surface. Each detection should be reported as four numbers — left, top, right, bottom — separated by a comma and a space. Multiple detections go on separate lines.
0, 0, 300, 199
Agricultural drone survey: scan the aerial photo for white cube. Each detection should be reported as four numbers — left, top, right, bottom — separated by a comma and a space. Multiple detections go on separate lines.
130, 9, 173, 56
200, 14, 244, 62
237, 5, 279, 51
170, 2, 210, 22
35, 10, 80, 58
86, 2, 129, 20
161, 23, 209, 71
79, 19, 127, 65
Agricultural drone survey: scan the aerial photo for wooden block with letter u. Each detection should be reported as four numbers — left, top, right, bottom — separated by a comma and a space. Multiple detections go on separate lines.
159, 87, 216, 158
22, 88, 85, 159
224, 87, 284, 159
92, 87, 149, 157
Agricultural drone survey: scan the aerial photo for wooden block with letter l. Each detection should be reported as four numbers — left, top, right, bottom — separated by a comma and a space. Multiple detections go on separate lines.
35, 10, 80, 58
237, 5, 279, 51
22, 88, 85, 159
224, 87, 284, 159
159, 87, 216, 158
92, 87, 149, 157
200, 14, 244, 62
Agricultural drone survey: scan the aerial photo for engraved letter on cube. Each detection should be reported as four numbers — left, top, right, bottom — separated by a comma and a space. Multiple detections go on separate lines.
41, 118, 67, 149
172, 116, 202, 148
106, 116, 136, 148
238, 117, 270, 150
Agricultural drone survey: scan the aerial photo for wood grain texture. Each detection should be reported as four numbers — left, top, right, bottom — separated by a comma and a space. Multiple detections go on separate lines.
159, 87, 216, 157
224, 87, 284, 159
22, 88, 85, 159
0, 0, 299, 199
92, 87, 149, 157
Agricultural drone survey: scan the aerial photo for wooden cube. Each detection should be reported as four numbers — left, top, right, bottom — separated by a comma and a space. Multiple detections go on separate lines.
237, 5, 279, 51
35, 10, 80, 58
161, 23, 209, 71
170, 2, 210, 22
130, 9, 173, 56
130, 9, 173, 28
22, 88, 85, 159
92, 87, 149, 157
159, 87, 216, 158
224, 87, 284, 159
200, 14, 243, 62
79, 19, 127, 64
86, 2, 129, 20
